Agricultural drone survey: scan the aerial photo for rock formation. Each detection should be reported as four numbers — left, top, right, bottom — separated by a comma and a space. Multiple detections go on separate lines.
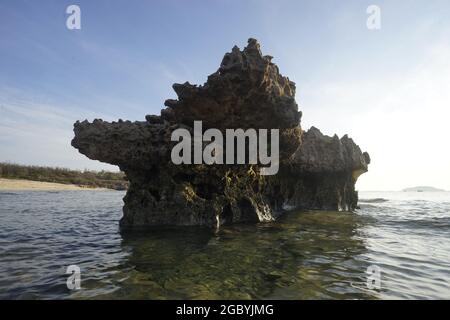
72, 38, 370, 228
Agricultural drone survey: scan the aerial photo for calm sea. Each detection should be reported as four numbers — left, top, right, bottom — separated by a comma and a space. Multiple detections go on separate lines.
0, 190, 449, 299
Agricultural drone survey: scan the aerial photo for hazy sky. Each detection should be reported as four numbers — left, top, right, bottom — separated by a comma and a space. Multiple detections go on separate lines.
1, 0, 449, 191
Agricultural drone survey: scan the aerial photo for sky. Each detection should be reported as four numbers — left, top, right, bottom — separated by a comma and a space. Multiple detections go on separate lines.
1, 0, 449, 191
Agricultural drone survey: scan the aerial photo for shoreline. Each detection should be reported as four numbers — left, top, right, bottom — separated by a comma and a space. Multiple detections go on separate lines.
0, 178, 109, 191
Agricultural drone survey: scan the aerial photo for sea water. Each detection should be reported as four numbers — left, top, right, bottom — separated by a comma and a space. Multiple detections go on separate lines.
0, 190, 449, 299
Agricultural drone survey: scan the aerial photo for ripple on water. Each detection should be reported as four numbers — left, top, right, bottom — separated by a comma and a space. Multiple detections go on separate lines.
0, 190, 449, 299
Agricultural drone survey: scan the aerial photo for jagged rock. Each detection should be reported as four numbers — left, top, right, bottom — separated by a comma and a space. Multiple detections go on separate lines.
71, 38, 370, 228
162, 38, 301, 130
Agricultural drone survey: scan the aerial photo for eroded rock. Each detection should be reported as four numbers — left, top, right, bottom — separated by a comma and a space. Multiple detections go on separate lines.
71, 38, 370, 228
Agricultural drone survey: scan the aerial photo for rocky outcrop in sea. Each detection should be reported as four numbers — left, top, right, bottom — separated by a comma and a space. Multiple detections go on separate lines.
72, 38, 370, 228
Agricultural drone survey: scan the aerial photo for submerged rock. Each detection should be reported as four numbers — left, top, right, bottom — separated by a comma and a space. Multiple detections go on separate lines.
72, 38, 370, 228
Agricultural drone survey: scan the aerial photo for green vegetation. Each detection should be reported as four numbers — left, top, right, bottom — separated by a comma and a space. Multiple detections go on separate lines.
0, 162, 128, 190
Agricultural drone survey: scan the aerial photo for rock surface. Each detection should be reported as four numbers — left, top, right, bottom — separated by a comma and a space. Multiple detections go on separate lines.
72, 38, 370, 228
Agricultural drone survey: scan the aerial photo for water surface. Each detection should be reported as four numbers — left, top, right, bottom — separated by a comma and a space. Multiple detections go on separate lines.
0, 190, 449, 299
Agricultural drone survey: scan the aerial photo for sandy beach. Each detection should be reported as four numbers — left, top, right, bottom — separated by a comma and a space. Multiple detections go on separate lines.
0, 178, 107, 191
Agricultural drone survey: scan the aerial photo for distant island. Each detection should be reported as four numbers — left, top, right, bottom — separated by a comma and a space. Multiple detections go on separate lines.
402, 186, 446, 192
0, 162, 128, 190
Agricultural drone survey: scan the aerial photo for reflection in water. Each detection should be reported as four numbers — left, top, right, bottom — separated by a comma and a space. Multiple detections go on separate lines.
102, 211, 374, 299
